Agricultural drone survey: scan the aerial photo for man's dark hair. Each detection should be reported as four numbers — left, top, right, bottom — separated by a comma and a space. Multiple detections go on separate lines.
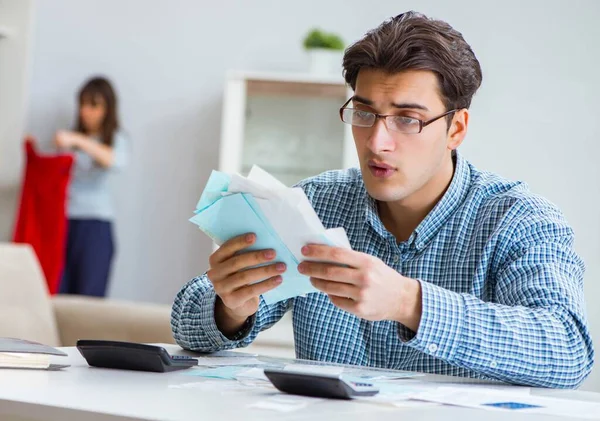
343, 11, 483, 112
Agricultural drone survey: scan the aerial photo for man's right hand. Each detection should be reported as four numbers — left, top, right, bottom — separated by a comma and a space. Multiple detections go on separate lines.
207, 233, 286, 337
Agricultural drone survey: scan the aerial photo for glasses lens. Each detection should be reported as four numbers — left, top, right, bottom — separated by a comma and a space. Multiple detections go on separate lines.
386, 116, 421, 134
342, 109, 375, 127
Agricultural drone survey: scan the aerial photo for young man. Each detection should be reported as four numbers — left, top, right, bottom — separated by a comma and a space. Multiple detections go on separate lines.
171, 12, 593, 388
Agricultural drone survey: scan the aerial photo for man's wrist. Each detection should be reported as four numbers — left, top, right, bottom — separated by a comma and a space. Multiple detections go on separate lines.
394, 277, 423, 332
214, 297, 250, 339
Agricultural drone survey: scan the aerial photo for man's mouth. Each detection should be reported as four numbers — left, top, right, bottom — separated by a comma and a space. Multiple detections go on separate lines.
368, 160, 396, 178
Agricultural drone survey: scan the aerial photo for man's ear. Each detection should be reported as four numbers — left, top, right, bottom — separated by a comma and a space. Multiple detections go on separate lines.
447, 109, 469, 151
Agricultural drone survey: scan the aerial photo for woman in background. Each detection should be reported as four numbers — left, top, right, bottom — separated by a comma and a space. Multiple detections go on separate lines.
55, 76, 128, 297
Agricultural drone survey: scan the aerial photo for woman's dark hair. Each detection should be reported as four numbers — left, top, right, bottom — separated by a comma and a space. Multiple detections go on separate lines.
76, 76, 119, 146
343, 11, 482, 113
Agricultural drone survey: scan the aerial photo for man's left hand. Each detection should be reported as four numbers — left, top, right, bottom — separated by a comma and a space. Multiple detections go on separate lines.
298, 244, 423, 331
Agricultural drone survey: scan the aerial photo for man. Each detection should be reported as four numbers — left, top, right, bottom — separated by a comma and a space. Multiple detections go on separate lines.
171, 11, 593, 388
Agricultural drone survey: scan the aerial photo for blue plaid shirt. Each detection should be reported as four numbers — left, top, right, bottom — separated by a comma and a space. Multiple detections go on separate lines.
172, 152, 594, 388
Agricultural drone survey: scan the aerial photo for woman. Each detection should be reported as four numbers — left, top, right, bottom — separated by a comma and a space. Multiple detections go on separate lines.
55, 76, 128, 297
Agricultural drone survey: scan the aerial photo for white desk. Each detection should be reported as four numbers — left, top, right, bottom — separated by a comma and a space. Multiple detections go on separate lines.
0, 344, 598, 421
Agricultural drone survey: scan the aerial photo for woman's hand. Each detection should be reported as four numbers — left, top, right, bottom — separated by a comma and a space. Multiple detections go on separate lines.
54, 130, 115, 167
54, 130, 81, 149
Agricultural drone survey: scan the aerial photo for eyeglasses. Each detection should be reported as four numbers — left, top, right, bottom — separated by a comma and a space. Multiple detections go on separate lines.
339, 98, 459, 134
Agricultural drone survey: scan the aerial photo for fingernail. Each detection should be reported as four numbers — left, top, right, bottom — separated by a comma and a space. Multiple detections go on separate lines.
301, 246, 310, 255
298, 263, 305, 273
274, 276, 283, 284
246, 234, 255, 243
275, 263, 286, 272
263, 250, 275, 259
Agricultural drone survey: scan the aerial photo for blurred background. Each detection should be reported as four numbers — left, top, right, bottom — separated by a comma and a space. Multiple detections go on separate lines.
1, 0, 599, 390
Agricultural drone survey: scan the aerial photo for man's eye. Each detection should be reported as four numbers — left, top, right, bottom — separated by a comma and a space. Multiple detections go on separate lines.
395, 116, 418, 125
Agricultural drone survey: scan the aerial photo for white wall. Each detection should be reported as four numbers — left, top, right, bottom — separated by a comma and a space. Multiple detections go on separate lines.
15, 0, 600, 390
0, 0, 34, 239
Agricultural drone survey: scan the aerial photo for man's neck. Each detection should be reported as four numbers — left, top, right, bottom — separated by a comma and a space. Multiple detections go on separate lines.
378, 155, 456, 243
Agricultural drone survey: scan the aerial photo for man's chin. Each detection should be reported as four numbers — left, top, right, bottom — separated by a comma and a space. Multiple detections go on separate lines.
364, 183, 409, 203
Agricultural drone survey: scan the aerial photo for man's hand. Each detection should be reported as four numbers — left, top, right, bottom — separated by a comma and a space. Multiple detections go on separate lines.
298, 244, 422, 332
208, 233, 286, 336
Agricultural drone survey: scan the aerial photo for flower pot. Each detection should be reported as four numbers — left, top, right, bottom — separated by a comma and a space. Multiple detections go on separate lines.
306, 49, 343, 76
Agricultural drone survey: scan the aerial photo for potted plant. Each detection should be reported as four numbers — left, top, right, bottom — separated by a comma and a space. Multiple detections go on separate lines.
303, 29, 345, 75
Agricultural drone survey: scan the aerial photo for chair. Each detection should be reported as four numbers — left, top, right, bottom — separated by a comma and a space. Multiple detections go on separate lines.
0, 242, 175, 347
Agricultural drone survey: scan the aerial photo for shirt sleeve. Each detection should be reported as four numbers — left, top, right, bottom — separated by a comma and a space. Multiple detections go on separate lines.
171, 273, 293, 352
110, 131, 128, 170
398, 207, 594, 388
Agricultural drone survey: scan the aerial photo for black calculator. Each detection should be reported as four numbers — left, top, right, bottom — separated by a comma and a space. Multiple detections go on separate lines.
264, 368, 380, 399
76, 340, 198, 373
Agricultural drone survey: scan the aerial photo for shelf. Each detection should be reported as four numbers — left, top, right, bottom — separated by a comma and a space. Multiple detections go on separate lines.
247, 79, 346, 98
219, 68, 358, 180
228, 70, 346, 86
227, 70, 349, 98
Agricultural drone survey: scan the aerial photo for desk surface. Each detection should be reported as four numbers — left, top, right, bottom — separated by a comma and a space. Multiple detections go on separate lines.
0, 344, 598, 421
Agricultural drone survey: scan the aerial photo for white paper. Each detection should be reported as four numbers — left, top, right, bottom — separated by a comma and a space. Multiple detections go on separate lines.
236, 367, 269, 381
234, 165, 352, 263
194, 357, 265, 367
247, 165, 288, 190
283, 363, 345, 376
248, 394, 324, 412
355, 380, 528, 407
392, 400, 442, 408
228, 172, 274, 200
412, 387, 600, 419
0, 352, 50, 369
324, 227, 352, 249
207, 350, 258, 357
169, 381, 250, 391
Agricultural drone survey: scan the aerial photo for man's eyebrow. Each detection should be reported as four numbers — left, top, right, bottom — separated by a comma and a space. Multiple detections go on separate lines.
351, 95, 373, 106
391, 102, 429, 111
352, 95, 429, 112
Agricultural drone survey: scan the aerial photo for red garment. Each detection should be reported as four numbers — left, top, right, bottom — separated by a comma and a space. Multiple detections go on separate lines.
13, 138, 74, 294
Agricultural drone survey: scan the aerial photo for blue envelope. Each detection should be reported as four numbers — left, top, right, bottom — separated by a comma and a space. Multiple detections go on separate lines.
189, 170, 318, 304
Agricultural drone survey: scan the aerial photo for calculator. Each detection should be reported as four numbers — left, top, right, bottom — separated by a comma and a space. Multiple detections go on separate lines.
76, 340, 198, 373
263, 368, 380, 399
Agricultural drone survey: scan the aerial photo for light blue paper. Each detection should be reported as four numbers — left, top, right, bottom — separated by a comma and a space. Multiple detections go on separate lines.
189, 171, 319, 304
195, 170, 231, 212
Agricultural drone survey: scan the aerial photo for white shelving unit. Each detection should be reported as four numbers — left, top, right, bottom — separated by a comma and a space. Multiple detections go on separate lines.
219, 70, 357, 186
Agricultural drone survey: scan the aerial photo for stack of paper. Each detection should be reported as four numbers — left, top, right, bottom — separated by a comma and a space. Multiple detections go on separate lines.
0, 352, 52, 369
190, 166, 351, 304
0, 338, 69, 370
410, 387, 600, 418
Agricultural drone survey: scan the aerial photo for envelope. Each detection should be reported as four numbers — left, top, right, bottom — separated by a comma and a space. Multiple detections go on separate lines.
189, 167, 351, 304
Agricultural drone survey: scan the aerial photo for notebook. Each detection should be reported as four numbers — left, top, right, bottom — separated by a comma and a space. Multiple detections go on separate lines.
0, 338, 69, 370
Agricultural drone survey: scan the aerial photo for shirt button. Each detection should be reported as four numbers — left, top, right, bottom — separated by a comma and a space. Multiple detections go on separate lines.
393, 255, 400, 263
490, 361, 498, 369
428, 344, 438, 353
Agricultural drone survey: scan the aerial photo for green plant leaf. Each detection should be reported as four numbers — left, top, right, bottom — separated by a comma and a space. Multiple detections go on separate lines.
303, 28, 344, 50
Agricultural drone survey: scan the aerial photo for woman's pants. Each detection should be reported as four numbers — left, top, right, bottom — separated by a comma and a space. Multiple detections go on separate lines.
59, 219, 114, 297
